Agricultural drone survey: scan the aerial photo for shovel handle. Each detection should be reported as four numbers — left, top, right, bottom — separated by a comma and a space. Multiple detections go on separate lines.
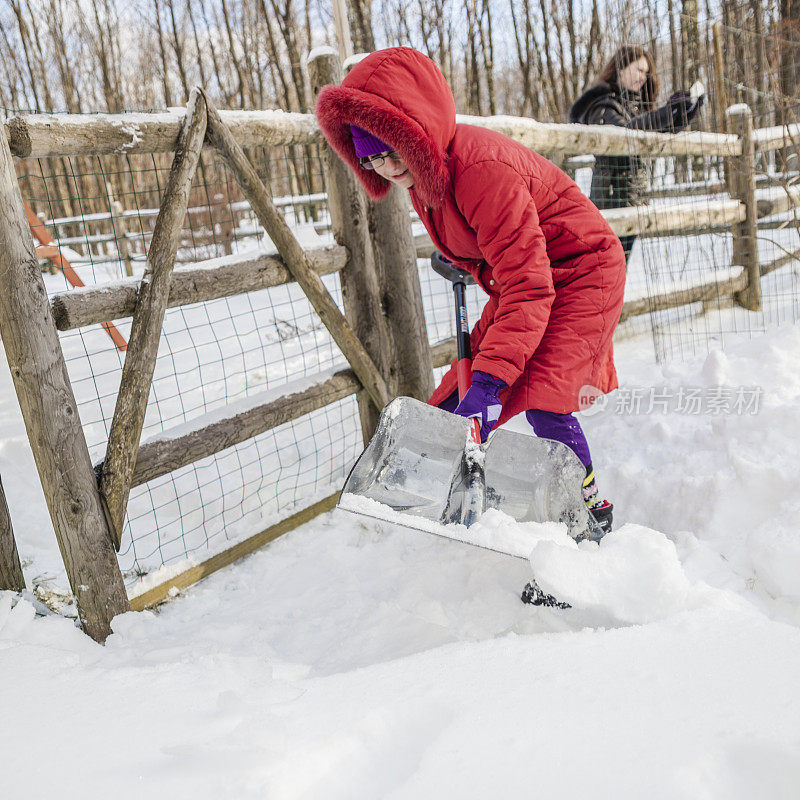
453, 280, 472, 400
452, 279, 482, 445
457, 351, 481, 444
431, 252, 482, 445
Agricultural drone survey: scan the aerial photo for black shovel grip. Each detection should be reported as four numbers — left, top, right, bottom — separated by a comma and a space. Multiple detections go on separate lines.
430, 251, 476, 286
431, 252, 473, 362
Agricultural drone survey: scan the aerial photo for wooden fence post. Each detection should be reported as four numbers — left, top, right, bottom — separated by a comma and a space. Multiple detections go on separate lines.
727, 104, 762, 311
367, 186, 434, 401
712, 24, 729, 139
0, 125, 128, 641
0, 476, 25, 592
307, 49, 394, 441
338, 54, 434, 402
211, 193, 234, 255
36, 211, 57, 274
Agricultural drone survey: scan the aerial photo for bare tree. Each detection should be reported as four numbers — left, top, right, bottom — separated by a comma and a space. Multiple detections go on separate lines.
477, 0, 495, 114
348, 0, 375, 52
166, 0, 190, 101
198, 0, 230, 101
46, 0, 81, 112
8, 0, 44, 110
779, 0, 800, 113
218, 0, 247, 105
268, 0, 309, 112
682, 0, 701, 85
152, 0, 174, 107
185, 0, 209, 89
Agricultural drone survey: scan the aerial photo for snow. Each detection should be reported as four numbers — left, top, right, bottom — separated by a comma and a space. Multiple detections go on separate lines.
2, 508, 800, 798
306, 45, 338, 64
339, 495, 571, 559
5, 205, 800, 793
3, 320, 800, 795
531, 523, 697, 624
343, 52, 372, 71
752, 121, 800, 145
110, 118, 143, 153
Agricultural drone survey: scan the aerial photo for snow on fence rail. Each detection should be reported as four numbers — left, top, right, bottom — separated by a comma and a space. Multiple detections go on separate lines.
1, 49, 799, 640
5, 108, 740, 161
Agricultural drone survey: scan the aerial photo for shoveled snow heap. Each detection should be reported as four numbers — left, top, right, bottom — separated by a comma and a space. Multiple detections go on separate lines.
3, 324, 800, 797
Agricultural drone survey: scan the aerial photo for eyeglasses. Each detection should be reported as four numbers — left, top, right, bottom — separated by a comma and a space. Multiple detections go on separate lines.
359, 150, 401, 170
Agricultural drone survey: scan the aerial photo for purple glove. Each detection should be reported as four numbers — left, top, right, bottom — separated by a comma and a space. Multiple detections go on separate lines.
453, 371, 507, 442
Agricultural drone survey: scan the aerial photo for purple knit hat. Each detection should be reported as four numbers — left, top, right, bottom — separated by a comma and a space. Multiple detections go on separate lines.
350, 125, 391, 159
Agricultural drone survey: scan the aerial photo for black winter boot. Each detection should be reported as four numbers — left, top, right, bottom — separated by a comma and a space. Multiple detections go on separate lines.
520, 578, 571, 608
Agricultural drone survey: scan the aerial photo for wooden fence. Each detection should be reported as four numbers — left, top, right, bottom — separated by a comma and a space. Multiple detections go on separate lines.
1, 49, 799, 641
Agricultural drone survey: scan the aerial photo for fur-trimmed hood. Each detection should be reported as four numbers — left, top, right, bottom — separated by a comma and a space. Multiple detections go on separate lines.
315, 47, 455, 208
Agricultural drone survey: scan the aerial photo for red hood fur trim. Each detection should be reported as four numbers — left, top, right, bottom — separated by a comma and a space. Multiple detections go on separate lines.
315, 49, 453, 209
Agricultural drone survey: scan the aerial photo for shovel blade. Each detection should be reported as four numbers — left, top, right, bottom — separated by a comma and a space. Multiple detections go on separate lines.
342, 397, 471, 519
482, 427, 590, 539
340, 397, 590, 540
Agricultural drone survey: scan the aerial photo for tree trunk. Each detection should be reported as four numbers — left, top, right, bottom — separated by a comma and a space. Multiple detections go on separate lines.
347, 0, 375, 52
167, 0, 190, 101
153, 0, 174, 107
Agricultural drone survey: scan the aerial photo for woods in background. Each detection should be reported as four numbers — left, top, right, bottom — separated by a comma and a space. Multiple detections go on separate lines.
1, 0, 798, 122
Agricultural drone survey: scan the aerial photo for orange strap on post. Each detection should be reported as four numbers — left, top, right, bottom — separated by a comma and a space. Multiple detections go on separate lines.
25, 202, 127, 352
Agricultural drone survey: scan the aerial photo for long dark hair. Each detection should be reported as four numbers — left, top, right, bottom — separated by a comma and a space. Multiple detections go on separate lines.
597, 46, 659, 108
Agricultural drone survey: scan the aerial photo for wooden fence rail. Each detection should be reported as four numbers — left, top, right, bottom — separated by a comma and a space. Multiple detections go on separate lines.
50, 244, 346, 331
114, 368, 361, 488
6, 110, 323, 159
7, 106, 743, 161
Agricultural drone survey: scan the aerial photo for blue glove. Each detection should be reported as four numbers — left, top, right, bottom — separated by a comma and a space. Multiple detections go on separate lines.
453, 371, 507, 442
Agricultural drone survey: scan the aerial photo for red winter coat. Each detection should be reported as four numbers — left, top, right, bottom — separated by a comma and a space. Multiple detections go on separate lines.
316, 47, 626, 422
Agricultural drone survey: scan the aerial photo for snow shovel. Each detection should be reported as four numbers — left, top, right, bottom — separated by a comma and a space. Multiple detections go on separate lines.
337, 252, 597, 560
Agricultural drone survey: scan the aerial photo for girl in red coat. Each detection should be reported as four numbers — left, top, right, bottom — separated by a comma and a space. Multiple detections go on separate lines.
316, 47, 626, 535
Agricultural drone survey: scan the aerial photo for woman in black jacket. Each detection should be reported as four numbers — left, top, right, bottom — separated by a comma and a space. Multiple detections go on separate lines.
569, 46, 703, 261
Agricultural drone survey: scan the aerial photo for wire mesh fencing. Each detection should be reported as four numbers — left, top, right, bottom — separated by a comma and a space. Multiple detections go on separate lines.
16, 142, 364, 586
6, 5, 800, 589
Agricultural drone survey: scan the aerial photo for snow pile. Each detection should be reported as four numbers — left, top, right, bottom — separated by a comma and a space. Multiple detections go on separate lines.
748, 515, 800, 601
576, 323, 800, 624
2, 522, 800, 800
532, 524, 697, 623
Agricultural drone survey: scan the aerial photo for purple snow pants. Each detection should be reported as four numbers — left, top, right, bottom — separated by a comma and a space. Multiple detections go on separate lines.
524, 409, 592, 469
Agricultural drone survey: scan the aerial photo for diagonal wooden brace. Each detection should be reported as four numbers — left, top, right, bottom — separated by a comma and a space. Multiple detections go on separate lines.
100, 88, 208, 548
201, 91, 391, 414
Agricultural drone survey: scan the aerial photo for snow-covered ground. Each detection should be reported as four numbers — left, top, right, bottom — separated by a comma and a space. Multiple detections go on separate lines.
3, 315, 800, 796
3, 177, 800, 795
